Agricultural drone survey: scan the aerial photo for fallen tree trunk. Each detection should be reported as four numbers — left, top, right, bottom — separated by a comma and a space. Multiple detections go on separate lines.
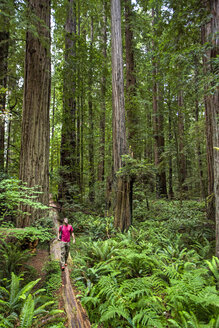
50, 202, 91, 328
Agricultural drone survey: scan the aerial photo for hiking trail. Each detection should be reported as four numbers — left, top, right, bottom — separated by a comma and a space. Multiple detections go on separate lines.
50, 202, 91, 328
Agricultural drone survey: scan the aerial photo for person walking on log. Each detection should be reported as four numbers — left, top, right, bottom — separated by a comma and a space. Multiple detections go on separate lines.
58, 217, 75, 271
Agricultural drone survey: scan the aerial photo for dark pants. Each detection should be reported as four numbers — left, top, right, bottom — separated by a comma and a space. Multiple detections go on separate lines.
60, 241, 70, 267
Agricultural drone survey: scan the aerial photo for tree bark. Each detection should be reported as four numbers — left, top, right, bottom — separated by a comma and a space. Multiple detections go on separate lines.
0, 12, 9, 172
194, 59, 206, 199
18, 0, 51, 227
167, 88, 174, 199
111, 0, 132, 231
124, 0, 139, 158
203, 0, 219, 257
59, 0, 77, 202
152, 8, 167, 198
177, 90, 188, 198
88, 17, 95, 202
98, 0, 107, 182
202, 5, 215, 221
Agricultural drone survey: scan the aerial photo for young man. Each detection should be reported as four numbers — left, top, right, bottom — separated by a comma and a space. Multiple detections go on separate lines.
58, 217, 75, 271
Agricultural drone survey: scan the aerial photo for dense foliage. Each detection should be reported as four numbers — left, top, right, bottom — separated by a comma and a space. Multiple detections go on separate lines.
70, 200, 219, 327
0, 272, 64, 328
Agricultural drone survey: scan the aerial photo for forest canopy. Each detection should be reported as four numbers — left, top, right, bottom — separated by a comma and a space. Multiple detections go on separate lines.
0, 0, 218, 250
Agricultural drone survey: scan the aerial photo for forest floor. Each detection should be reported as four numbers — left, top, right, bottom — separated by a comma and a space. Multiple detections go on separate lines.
27, 246, 68, 326
49, 201, 91, 328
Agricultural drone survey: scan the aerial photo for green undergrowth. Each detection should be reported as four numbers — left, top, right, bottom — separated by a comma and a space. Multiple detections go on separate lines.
43, 260, 62, 296
0, 226, 54, 244
70, 200, 218, 328
0, 272, 65, 328
0, 243, 65, 328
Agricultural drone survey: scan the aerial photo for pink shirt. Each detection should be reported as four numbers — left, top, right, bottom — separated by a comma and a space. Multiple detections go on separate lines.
59, 224, 73, 242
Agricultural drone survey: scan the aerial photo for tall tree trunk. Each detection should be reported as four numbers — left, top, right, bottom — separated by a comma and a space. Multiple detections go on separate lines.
177, 90, 187, 198
194, 59, 205, 199
76, 0, 81, 189
124, 0, 139, 158
18, 0, 51, 227
50, 86, 55, 176
111, 0, 132, 232
0, 11, 9, 172
152, 8, 167, 198
201, 12, 216, 221
203, 0, 219, 256
59, 0, 77, 202
98, 0, 107, 182
88, 17, 95, 202
168, 88, 174, 199
210, 0, 219, 257
5, 120, 11, 174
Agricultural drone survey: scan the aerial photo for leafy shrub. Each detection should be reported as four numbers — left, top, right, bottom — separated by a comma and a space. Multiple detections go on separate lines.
43, 260, 62, 296
68, 211, 116, 239
0, 272, 64, 328
0, 226, 55, 245
0, 178, 49, 226
70, 200, 218, 327
0, 241, 32, 280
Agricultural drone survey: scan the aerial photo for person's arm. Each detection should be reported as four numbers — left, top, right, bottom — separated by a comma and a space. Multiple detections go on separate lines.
58, 226, 61, 240
72, 231, 75, 244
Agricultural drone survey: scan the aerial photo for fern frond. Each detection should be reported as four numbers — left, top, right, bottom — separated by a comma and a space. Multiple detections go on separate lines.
168, 318, 182, 327
120, 277, 153, 301
133, 308, 163, 327
81, 295, 100, 307
33, 301, 54, 315
206, 257, 219, 283
19, 294, 35, 328
99, 303, 130, 323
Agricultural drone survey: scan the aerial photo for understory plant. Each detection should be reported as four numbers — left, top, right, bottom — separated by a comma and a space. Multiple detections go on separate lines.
0, 177, 49, 227
0, 272, 64, 328
71, 201, 219, 327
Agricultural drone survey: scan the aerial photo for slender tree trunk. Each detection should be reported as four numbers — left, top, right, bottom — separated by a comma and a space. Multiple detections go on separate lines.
0, 13, 9, 172
111, 0, 132, 231
51, 86, 55, 176
59, 0, 77, 202
5, 120, 11, 174
98, 0, 107, 182
152, 8, 167, 198
168, 89, 174, 199
202, 16, 215, 221
79, 28, 86, 200
194, 60, 205, 199
18, 0, 51, 227
203, 0, 219, 257
124, 0, 139, 158
76, 0, 81, 188
212, 0, 219, 256
88, 17, 95, 202
177, 90, 187, 198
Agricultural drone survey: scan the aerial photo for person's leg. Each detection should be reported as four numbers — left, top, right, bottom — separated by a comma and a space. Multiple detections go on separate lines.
60, 242, 66, 268
65, 242, 70, 265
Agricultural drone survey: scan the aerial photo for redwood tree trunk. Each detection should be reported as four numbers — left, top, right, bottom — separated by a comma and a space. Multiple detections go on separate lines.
168, 89, 174, 199
205, 0, 219, 257
88, 17, 95, 202
202, 4, 215, 221
59, 0, 77, 202
177, 90, 187, 197
98, 0, 107, 182
194, 60, 205, 199
124, 0, 139, 158
152, 8, 167, 198
0, 14, 9, 172
111, 0, 132, 231
18, 0, 51, 227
